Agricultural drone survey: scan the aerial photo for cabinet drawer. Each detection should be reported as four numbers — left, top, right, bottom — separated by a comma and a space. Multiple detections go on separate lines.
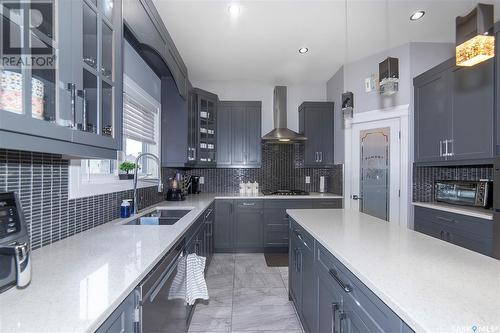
415, 206, 492, 239
290, 220, 314, 251
265, 224, 289, 246
264, 209, 288, 225
263, 199, 313, 209
312, 199, 342, 209
235, 199, 263, 209
316, 243, 402, 332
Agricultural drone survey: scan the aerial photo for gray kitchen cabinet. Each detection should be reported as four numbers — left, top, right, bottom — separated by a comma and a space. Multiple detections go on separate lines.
204, 203, 215, 266
214, 200, 234, 252
414, 206, 493, 256
162, 85, 219, 167
299, 102, 335, 167
414, 64, 452, 163
234, 200, 264, 251
289, 220, 316, 333
317, 268, 342, 333
0, 0, 123, 159
289, 218, 414, 333
217, 101, 262, 168
96, 291, 137, 333
312, 199, 342, 209
450, 61, 494, 160
414, 57, 494, 164
263, 200, 313, 250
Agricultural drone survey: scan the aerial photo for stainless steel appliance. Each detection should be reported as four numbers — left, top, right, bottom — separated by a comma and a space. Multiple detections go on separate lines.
187, 176, 200, 194
261, 189, 310, 196
434, 180, 492, 208
136, 238, 190, 332
0, 192, 31, 293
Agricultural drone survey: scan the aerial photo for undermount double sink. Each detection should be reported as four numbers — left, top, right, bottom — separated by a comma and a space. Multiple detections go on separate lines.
124, 208, 192, 226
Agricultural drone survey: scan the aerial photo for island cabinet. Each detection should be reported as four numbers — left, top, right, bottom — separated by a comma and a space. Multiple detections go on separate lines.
288, 218, 414, 333
414, 206, 493, 257
217, 101, 262, 168
0, 0, 123, 159
299, 102, 335, 167
95, 291, 137, 333
414, 57, 494, 165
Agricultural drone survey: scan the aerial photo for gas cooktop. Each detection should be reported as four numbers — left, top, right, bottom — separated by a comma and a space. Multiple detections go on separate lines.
261, 189, 310, 196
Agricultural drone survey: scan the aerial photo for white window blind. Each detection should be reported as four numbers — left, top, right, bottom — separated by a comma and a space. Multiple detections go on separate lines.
123, 92, 158, 145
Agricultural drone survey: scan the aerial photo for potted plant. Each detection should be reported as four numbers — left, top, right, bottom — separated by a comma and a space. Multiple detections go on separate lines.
118, 161, 137, 180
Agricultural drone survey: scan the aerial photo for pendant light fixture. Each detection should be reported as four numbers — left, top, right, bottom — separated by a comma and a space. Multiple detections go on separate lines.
456, 3, 494, 67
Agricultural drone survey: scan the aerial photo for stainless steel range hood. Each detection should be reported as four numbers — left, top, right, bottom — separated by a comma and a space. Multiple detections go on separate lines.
262, 86, 307, 142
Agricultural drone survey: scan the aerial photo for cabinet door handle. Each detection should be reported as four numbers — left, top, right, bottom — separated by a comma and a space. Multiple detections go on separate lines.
329, 269, 352, 293
297, 234, 308, 248
448, 139, 454, 157
66, 83, 77, 128
440, 230, 444, 240
338, 312, 346, 333
439, 140, 443, 157
332, 302, 339, 333
242, 202, 255, 206
320, 151, 323, 162
77, 89, 87, 131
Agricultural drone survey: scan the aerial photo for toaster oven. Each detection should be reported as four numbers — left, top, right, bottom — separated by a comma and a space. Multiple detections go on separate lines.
434, 180, 492, 208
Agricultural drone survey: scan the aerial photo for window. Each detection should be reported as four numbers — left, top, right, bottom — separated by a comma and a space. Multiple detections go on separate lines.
69, 75, 161, 199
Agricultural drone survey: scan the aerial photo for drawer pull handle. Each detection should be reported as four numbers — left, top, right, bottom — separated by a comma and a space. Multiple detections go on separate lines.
242, 203, 256, 206
297, 234, 308, 248
329, 269, 352, 293
436, 216, 455, 224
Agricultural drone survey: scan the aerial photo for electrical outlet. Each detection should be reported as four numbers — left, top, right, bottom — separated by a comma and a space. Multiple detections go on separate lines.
305, 176, 311, 184
199, 177, 205, 184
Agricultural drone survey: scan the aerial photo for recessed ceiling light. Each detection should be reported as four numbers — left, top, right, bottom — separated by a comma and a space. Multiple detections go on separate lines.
410, 10, 425, 21
299, 47, 309, 54
228, 4, 241, 18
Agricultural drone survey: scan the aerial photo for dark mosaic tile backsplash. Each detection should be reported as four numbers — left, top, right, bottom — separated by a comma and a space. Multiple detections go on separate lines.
0, 149, 163, 249
164, 143, 343, 195
413, 164, 493, 202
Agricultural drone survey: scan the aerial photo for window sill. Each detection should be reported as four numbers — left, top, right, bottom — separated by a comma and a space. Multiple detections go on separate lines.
69, 162, 161, 199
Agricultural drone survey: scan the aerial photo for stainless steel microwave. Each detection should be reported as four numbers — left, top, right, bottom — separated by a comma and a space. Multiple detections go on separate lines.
435, 180, 492, 208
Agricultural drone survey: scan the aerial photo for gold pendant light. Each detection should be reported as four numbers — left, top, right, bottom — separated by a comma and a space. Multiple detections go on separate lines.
456, 3, 495, 67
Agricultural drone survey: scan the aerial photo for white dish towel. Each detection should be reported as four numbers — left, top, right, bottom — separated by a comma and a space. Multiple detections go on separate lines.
168, 253, 209, 305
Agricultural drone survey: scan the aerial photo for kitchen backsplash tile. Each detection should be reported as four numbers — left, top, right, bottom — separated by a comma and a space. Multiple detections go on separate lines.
0, 149, 164, 250
412, 164, 493, 202
164, 143, 343, 195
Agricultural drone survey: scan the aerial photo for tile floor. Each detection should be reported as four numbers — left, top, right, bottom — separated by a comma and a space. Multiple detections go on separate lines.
188, 253, 304, 333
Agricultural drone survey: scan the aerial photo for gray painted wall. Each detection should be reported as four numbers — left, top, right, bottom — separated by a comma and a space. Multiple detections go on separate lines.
326, 66, 344, 164
124, 41, 162, 102
325, 42, 454, 164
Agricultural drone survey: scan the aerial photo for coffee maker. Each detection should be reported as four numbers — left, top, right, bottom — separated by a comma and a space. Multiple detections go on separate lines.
0, 192, 31, 294
166, 174, 185, 201
188, 176, 201, 194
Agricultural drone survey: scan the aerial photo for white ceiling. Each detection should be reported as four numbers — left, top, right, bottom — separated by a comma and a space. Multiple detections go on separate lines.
153, 0, 500, 85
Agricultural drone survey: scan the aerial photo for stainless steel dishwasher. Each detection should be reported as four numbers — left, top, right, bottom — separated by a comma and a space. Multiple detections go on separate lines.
136, 238, 189, 333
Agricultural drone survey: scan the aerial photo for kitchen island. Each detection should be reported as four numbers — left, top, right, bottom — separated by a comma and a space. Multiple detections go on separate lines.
286, 208, 500, 333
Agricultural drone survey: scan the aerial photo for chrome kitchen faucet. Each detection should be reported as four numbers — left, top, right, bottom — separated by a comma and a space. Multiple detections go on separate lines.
133, 153, 163, 215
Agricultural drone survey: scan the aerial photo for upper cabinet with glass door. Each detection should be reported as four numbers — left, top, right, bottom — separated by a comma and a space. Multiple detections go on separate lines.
0, 0, 122, 159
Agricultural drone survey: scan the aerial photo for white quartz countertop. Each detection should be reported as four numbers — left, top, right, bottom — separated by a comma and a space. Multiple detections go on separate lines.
412, 201, 493, 220
286, 209, 500, 333
0, 194, 218, 333
214, 192, 343, 199
0, 192, 342, 333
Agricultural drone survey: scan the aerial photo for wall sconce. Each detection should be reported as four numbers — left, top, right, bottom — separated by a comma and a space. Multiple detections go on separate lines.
379, 57, 399, 96
456, 3, 495, 67
342, 92, 354, 120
